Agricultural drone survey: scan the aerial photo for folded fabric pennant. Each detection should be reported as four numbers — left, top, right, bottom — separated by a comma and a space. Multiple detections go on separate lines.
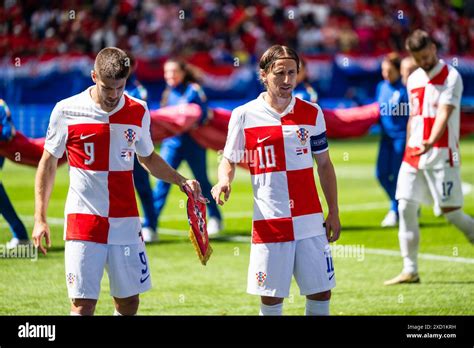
184, 185, 213, 265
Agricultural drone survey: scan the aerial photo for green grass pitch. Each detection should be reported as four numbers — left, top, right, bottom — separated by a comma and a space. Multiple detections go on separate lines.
0, 135, 473, 315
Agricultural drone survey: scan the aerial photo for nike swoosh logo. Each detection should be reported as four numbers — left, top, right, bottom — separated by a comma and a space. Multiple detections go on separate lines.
140, 274, 150, 284
257, 136, 271, 143
80, 133, 95, 140
329, 273, 335, 281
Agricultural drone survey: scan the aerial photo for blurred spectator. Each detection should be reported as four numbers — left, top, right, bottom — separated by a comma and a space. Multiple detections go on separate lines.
0, 0, 472, 62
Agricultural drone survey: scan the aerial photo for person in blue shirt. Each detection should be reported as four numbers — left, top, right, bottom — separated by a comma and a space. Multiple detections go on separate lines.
152, 58, 222, 238
124, 55, 158, 242
0, 99, 30, 248
293, 59, 318, 103
375, 53, 410, 227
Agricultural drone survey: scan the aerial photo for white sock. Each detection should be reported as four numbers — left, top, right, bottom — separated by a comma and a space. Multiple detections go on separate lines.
113, 309, 123, 316
70, 311, 81, 316
259, 302, 283, 316
305, 299, 330, 316
445, 209, 474, 243
398, 199, 420, 274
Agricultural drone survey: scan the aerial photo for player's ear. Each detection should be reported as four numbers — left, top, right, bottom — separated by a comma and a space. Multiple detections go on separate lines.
91, 70, 97, 84
260, 69, 267, 85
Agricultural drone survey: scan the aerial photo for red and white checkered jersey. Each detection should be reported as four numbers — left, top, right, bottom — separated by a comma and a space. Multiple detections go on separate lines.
223, 94, 328, 244
404, 60, 463, 170
44, 87, 154, 245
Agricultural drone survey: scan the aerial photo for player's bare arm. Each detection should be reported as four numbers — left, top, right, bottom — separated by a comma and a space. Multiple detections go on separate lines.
138, 151, 207, 203
211, 156, 236, 205
414, 104, 455, 156
32, 150, 59, 255
315, 151, 341, 242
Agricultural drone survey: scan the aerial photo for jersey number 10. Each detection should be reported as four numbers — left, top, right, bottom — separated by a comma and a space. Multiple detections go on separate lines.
256, 145, 276, 169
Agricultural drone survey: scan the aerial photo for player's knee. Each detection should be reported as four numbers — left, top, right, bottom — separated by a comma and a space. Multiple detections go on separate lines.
114, 295, 139, 315
261, 296, 284, 306
307, 290, 331, 301
71, 299, 97, 315
398, 199, 416, 217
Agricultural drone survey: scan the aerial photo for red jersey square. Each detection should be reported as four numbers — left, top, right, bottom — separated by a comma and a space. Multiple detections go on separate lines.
66, 213, 109, 244
244, 126, 286, 175
67, 123, 110, 171
108, 170, 139, 218
252, 217, 294, 243
287, 168, 323, 217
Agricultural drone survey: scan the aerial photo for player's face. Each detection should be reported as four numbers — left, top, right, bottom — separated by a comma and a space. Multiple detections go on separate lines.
92, 71, 126, 111
263, 58, 298, 99
164, 62, 185, 88
411, 44, 438, 72
381, 61, 400, 84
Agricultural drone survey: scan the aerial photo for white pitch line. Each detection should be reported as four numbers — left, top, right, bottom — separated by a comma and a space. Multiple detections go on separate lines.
159, 228, 474, 264
14, 201, 390, 225
364, 248, 474, 264
8, 182, 472, 224
3, 219, 473, 264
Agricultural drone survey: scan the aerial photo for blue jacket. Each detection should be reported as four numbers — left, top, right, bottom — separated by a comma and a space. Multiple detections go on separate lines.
165, 82, 208, 123
125, 74, 148, 101
376, 79, 409, 139
294, 82, 318, 103
161, 83, 208, 148
0, 99, 14, 141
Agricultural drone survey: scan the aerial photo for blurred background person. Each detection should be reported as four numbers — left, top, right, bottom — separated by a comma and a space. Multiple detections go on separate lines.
375, 53, 409, 227
293, 59, 319, 103
124, 54, 158, 243
0, 99, 30, 249
153, 59, 222, 237
400, 56, 418, 86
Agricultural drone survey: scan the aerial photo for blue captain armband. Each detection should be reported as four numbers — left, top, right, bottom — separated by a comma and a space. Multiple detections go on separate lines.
310, 132, 328, 153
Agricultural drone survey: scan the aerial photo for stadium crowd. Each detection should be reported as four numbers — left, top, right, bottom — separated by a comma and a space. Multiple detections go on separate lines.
1, 0, 473, 63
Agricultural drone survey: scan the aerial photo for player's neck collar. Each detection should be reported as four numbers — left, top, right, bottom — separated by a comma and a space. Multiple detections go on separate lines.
426, 59, 445, 79
259, 92, 296, 118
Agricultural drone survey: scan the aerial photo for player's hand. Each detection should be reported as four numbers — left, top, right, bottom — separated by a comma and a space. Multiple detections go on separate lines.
32, 220, 51, 255
413, 140, 433, 156
181, 179, 209, 203
211, 181, 231, 206
325, 212, 341, 243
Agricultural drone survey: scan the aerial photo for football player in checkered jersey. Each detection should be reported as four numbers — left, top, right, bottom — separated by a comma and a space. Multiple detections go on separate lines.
32, 47, 207, 315
385, 30, 474, 286
212, 45, 341, 315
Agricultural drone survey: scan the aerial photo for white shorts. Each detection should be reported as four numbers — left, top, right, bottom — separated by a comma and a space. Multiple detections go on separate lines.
65, 240, 152, 299
396, 162, 463, 207
247, 235, 335, 298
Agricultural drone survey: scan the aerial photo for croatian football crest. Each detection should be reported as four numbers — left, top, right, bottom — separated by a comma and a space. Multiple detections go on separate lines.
124, 128, 136, 146
296, 127, 309, 145
256, 271, 267, 287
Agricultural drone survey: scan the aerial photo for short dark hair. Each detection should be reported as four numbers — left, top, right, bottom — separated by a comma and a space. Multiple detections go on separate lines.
259, 45, 300, 74
405, 30, 433, 52
383, 52, 401, 72
94, 47, 131, 80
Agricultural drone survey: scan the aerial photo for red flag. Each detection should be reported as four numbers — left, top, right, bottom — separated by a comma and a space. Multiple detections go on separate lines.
184, 185, 213, 265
